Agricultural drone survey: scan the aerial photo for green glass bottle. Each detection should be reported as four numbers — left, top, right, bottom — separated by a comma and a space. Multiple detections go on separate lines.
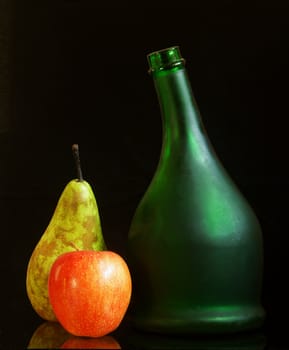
127, 46, 265, 334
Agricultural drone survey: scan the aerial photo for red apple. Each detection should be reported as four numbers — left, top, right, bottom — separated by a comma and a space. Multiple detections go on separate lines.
48, 250, 132, 338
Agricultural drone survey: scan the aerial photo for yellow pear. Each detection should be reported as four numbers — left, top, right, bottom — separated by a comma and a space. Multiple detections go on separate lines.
26, 144, 106, 321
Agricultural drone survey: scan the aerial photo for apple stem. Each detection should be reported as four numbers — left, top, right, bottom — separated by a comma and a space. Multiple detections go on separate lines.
72, 144, 83, 181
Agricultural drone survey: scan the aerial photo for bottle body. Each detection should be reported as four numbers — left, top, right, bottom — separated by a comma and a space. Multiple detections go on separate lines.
127, 47, 265, 334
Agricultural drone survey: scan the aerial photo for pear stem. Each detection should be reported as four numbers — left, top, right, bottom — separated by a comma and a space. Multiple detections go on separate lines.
72, 144, 83, 181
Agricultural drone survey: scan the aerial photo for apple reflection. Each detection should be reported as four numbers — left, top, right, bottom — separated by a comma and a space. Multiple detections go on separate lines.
61, 335, 121, 349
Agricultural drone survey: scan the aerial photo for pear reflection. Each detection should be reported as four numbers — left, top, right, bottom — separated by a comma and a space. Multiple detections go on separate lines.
27, 321, 70, 348
61, 335, 121, 349
120, 328, 266, 350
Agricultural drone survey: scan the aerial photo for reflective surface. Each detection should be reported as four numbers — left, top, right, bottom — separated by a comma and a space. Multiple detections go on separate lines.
26, 321, 269, 349
1, 313, 284, 349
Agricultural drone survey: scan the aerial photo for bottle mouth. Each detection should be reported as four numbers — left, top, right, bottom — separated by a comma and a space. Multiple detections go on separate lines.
147, 46, 185, 74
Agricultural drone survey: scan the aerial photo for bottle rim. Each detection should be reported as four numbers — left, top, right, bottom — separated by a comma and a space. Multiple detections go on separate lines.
147, 46, 185, 74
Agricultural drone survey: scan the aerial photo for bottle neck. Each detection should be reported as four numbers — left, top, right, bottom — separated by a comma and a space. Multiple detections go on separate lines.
152, 67, 209, 162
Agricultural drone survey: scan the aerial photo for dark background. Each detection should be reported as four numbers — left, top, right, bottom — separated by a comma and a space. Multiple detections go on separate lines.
1, 0, 288, 348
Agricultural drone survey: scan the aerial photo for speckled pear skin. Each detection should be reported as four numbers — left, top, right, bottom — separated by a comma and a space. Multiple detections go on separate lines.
26, 179, 106, 321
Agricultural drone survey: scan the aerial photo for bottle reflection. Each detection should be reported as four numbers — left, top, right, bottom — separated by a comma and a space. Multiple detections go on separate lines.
27, 322, 121, 349
120, 328, 266, 350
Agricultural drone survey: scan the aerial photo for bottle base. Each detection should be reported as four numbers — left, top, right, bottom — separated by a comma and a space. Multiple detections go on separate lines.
128, 305, 265, 335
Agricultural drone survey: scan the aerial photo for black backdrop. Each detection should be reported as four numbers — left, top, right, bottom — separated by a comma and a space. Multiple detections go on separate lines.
1, 0, 288, 348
